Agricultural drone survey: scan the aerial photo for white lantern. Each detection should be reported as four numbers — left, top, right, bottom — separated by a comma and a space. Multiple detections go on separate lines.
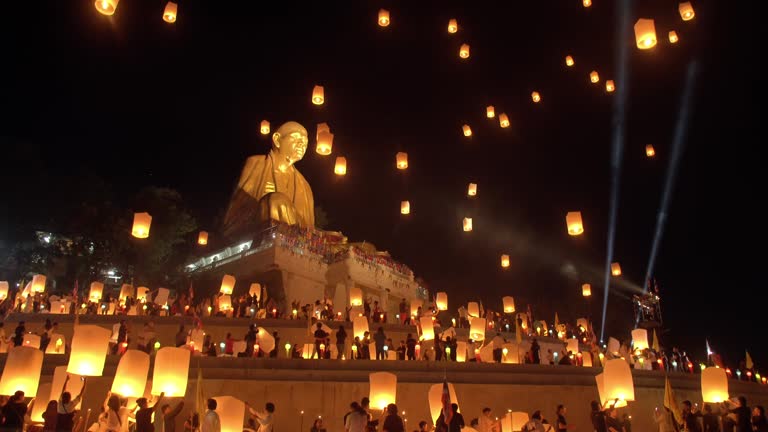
316, 131, 334, 155
467, 302, 479, 317
447, 19, 458, 33
152, 347, 190, 397
111, 350, 150, 397
334, 157, 347, 175
23, 334, 41, 349
566, 339, 579, 355
486, 106, 495, 118
463, 217, 473, 232
582, 351, 593, 367
607, 337, 620, 355
396, 152, 408, 169
501, 412, 529, 432
89, 282, 104, 302
259, 121, 270, 135
132, 212, 152, 238
582, 284, 592, 297
212, 396, 246, 432
353, 315, 369, 340
459, 44, 470, 59
679, 2, 695, 21
137, 287, 149, 302
349, 287, 363, 307
470, 318, 486, 341
95, 0, 119, 16
428, 383, 459, 425
220, 274, 235, 295
0, 281, 8, 300
600, 359, 635, 407
435, 292, 448, 311
378, 9, 390, 27
369, 372, 397, 410
456, 341, 467, 362
420, 317, 435, 341
610, 262, 621, 276
462, 124, 472, 137
30, 383, 52, 423
219, 295, 232, 312
701, 367, 728, 403
502, 296, 515, 313
410, 299, 423, 317
401, 201, 410, 215
499, 113, 510, 128
119, 284, 134, 303
312, 85, 325, 105
32, 275, 47, 293
68, 325, 112, 376
631, 329, 649, 351
248, 283, 261, 300
0, 346, 44, 396
162, 2, 177, 23
566, 211, 584, 235
634, 18, 657, 49
467, 183, 477, 197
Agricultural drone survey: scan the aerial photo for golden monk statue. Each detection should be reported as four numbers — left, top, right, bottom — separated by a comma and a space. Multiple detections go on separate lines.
223, 121, 314, 237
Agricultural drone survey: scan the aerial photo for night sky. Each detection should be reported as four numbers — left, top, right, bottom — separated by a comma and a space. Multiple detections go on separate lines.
1, 1, 762, 367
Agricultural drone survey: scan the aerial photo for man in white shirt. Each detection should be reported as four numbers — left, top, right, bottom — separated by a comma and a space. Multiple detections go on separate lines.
344, 402, 368, 432
246, 402, 274, 432
201, 399, 220, 432
478, 407, 500, 432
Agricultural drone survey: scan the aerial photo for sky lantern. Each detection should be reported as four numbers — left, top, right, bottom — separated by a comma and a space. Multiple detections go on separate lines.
531, 91, 541, 103
260, 120, 270, 135
602, 359, 635, 406
485, 106, 496, 118
378, 9, 390, 27
467, 302, 480, 318
448, 19, 458, 33
456, 341, 467, 362
220, 274, 235, 295
606, 80, 616, 93
0, 347, 44, 396
212, 396, 246, 432
248, 283, 260, 300
396, 152, 408, 169
634, 19, 657, 49
349, 287, 363, 307
369, 372, 397, 410
646, 144, 656, 157
400, 201, 410, 215
111, 350, 150, 397
583, 0, 592, 7
334, 157, 347, 175
353, 315, 369, 340
502, 296, 515, 313
311, 85, 325, 105
501, 255, 510, 269
31, 274, 46, 293
410, 299, 423, 317
631, 329, 649, 351
436, 292, 448, 311
501, 412, 530, 432
0, 281, 8, 300
152, 347, 190, 397
701, 367, 729, 403
162, 2, 177, 23
565, 55, 575, 67
669, 31, 679, 43
590, 71, 600, 83
136, 287, 149, 302
470, 318, 487, 341
218, 295, 232, 312
459, 44, 470, 59
679, 2, 695, 21
95, 0, 119, 15
566, 211, 584, 235
316, 131, 334, 155
567, 339, 579, 355
462, 124, 472, 137
132, 212, 152, 238
30, 383, 53, 423
68, 325, 112, 376
582, 284, 592, 297
89, 282, 104, 302
429, 383, 459, 425
463, 217, 473, 232
499, 113, 510, 128
611, 262, 622, 276
316, 122, 330, 143
420, 317, 435, 340
118, 284, 134, 303
467, 183, 477, 197
198, 231, 209, 245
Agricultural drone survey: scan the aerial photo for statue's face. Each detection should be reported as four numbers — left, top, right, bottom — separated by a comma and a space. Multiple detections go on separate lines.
274, 126, 308, 164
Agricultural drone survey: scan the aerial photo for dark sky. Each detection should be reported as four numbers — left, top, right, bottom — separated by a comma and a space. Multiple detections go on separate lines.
1, 1, 762, 368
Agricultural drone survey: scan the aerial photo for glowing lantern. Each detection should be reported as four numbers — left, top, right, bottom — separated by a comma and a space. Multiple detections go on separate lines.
486, 106, 495, 118
679, 2, 695, 21
565, 55, 575, 67
607, 337, 620, 355
646, 144, 656, 157
448, 19, 458, 33
316, 131, 334, 155
369, 372, 397, 410
462, 124, 472, 137
68, 325, 112, 376
435, 292, 448, 311
88, 282, 103, 302
410, 299, 423, 317
634, 19, 657, 49
220, 274, 235, 295
249, 283, 260, 300
470, 318, 487, 341
463, 217, 473, 232
396, 152, 408, 169
611, 262, 621, 276
582, 284, 592, 297
631, 329, 649, 351
467, 183, 477, 197
428, 383, 459, 424
219, 295, 232, 312
211, 396, 245, 432
499, 113, 510, 128
31, 274, 46, 293
669, 31, 679, 43
502, 296, 515, 313
456, 341, 467, 362
353, 316, 369, 340
119, 284, 134, 303
137, 287, 149, 302
152, 347, 190, 397
111, 350, 150, 397
349, 287, 363, 307
400, 201, 410, 215
258, 120, 270, 135
566, 211, 584, 235
598, 359, 635, 407
316, 122, 329, 139
95, 0, 119, 15
590, 71, 600, 83
0, 281, 7, 299
467, 302, 480, 318
197, 231, 209, 245
459, 44, 470, 59
501, 412, 529, 432
567, 339, 579, 355
701, 367, 728, 402
583, 0, 592, 7
582, 351, 594, 367
23, 334, 41, 349
30, 383, 52, 422
602, 80, 615, 94
420, 317, 435, 341
334, 157, 347, 175
162, 2, 177, 23
0, 346, 44, 396
311, 85, 325, 105
501, 255, 510, 269
132, 212, 152, 238
378, 9, 390, 27
531, 92, 541, 103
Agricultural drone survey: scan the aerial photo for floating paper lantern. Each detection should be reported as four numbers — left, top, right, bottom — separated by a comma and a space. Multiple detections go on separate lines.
502, 296, 515, 313
111, 350, 150, 397
349, 287, 363, 307
410, 299, 423, 317
565, 55, 575, 67
353, 315, 369, 340
162, 2, 177, 23
369, 372, 397, 410
137, 287, 149, 302
0, 281, 7, 299
378, 9, 390, 27
420, 317, 435, 341
463, 217, 473, 232
219, 295, 232, 311
459, 44, 470, 59
467, 302, 480, 318
611, 262, 621, 276
248, 283, 260, 300
89, 282, 104, 302
31, 274, 46, 293
631, 328, 649, 351
396, 152, 408, 169
646, 144, 656, 157
212, 396, 245, 432
501, 412, 529, 432
467, 183, 477, 197
311, 85, 325, 105
702, 367, 729, 403
499, 113, 510, 128
334, 157, 347, 175
220, 274, 235, 295
486, 106, 495, 118
44, 334, 65, 355
582, 284, 592, 297
606, 80, 616, 93
30, 383, 52, 422
634, 19, 657, 49
35, 367, 83, 422
435, 292, 448, 311
531, 91, 541, 103
132, 212, 152, 238
316, 122, 330, 139
501, 255, 510, 269
590, 71, 600, 83
600, 359, 635, 407
95, 0, 119, 15
197, 231, 209, 245
401, 201, 410, 215
679, 2, 695, 21
576, 318, 589, 331
566, 211, 584, 235
448, 19, 458, 33
470, 318, 487, 341
607, 337, 620, 355
462, 124, 472, 137
260, 120, 270, 135
316, 131, 333, 155
0, 346, 44, 396
152, 347, 190, 397
456, 341, 467, 362
119, 284, 134, 303
582, 351, 594, 367
567, 339, 579, 355
23, 334, 41, 349
583, 0, 592, 7
669, 31, 679, 43
68, 325, 112, 376
428, 383, 459, 424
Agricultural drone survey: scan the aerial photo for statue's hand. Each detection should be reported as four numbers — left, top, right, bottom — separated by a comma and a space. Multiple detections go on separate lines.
265, 181, 276, 193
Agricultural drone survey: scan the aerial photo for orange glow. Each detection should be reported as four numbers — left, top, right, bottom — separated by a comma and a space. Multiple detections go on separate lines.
260, 120, 270, 135
220, 274, 235, 295
531, 91, 541, 103
679, 2, 695, 21
197, 231, 208, 245
501, 255, 510, 268
467, 183, 477, 197
401, 201, 410, 215
378, 9, 390, 27
634, 19, 658, 49
448, 19, 458, 33
582, 284, 592, 297
462, 124, 472, 137
132, 212, 152, 238
162, 2, 177, 23
590, 71, 600, 83
606, 80, 615, 93
486, 105, 495, 118
499, 113, 510, 128
312, 85, 325, 105
459, 44, 470, 59
316, 131, 334, 155
565, 55, 575, 67
669, 31, 679, 43
396, 152, 408, 169
95, 0, 119, 16
611, 262, 622, 276
583, 0, 592, 7
463, 217, 473, 232
334, 157, 347, 175
566, 211, 584, 235
646, 144, 656, 157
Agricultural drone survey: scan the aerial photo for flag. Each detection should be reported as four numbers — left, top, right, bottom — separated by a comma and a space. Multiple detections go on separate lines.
746, 351, 754, 370
189, 279, 194, 301
652, 330, 661, 352
195, 364, 205, 415
706, 339, 713, 356
441, 380, 453, 426
663, 376, 682, 424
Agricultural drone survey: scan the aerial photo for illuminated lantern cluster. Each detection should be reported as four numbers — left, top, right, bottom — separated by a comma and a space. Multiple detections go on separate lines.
152, 347, 190, 397
634, 19, 657, 49
260, 120, 270, 135
162, 2, 177, 23
463, 217, 473, 232
111, 350, 150, 397
611, 262, 622, 276
499, 113, 510, 128
566, 211, 584, 236
669, 31, 679, 44
95, 0, 119, 16
462, 124, 472, 137
31, 274, 46, 293
220, 274, 235, 295
486, 106, 495, 118
132, 212, 152, 238
369, 372, 397, 410
590, 71, 600, 83
401, 201, 410, 215
582, 284, 592, 297
448, 19, 458, 33
335, 157, 347, 175
679, 2, 695, 21
501, 254, 510, 269
198, 231, 209, 245
68, 325, 112, 376
436, 292, 448, 311
459, 44, 470, 59
531, 91, 541, 103
396, 152, 408, 169
378, 9, 390, 27
0, 347, 44, 396
565, 55, 575, 67
502, 296, 515, 313
467, 183, 477, 197
316, 123, 333, 155
646, 144, 656, 157
606, 80, 616, 93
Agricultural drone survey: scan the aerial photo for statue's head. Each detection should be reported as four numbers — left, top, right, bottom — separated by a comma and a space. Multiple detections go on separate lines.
272, 121, 308, 166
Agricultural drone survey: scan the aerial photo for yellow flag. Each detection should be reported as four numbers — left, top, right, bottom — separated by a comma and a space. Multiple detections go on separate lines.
652, 329, 661, 352
663, 376, 683, 424
746, 351, 754, 370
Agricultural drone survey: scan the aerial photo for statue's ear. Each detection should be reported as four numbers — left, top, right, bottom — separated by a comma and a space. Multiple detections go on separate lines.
272, 132, 281, 149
